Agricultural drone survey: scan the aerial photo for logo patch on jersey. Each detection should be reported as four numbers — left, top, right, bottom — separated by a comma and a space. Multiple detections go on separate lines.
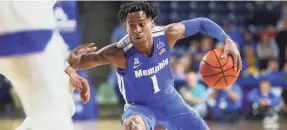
133, 58, 142, 69
156, 42, 165, 49
159, 48, 166, 55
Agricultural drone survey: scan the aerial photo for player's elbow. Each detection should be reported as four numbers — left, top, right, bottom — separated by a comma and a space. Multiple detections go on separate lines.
199, 17, 211, 21
198, 17, 214, 25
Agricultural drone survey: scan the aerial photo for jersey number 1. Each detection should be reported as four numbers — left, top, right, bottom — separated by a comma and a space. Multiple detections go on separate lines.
150, 75, 160, 93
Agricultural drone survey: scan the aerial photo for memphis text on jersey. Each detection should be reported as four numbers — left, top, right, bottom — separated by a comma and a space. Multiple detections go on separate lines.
134, 58, 169, 78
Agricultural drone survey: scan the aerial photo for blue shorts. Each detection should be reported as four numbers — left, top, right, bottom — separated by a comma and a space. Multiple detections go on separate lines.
122, 88, 208, 130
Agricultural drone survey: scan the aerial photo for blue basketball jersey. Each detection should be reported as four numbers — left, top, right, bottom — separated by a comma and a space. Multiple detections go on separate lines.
116, 27, 174, 104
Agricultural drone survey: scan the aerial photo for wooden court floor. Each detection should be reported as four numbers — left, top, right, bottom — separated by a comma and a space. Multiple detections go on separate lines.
0, 119, 287, 130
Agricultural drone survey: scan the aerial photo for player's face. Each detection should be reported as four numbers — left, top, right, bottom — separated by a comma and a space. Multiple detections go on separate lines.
124, 11, 153, 44
260, 81, 270, 94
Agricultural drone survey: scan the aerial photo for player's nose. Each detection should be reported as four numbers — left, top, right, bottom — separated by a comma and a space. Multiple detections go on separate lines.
134, 25, 142, 33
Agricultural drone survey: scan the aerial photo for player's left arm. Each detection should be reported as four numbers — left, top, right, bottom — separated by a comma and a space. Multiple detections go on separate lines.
163, 17, 242, 71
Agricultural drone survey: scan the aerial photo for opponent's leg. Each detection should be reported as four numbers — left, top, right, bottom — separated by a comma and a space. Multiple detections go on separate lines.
0, 32, 73, 130
122, 104, 158, 130
16, 75, 76, 130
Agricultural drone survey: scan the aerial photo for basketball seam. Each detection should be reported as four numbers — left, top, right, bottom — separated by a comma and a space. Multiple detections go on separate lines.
202, 67, 233, 77
213, 75, 237, 88
212, 50, 228, 87
201, 56, 230, 69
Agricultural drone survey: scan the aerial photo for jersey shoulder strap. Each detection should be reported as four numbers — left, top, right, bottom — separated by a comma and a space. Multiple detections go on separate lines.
116, 34, 133, 52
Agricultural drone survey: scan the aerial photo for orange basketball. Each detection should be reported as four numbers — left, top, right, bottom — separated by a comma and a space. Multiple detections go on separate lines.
199, 48, 240, 89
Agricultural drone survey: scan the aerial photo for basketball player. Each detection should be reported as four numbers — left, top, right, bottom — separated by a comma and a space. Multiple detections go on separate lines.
67, 1, 242, 130
0, 1, 87, 130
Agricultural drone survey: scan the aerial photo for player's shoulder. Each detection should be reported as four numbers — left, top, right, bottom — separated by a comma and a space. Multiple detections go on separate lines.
163, 23, 185, 34
152, 26, 165, 37
116, 34, 133, 52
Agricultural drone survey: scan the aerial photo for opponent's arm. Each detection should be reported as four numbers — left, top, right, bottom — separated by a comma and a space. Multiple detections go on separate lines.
68, 43, 126, 70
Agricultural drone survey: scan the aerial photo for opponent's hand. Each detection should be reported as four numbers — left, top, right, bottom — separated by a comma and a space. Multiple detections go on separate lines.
221, 38, 242, 72
68, 43, 97, 69
69, 72, 90, 103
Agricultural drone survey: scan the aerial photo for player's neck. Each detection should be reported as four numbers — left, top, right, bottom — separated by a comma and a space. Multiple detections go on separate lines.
134, 39, 154, 57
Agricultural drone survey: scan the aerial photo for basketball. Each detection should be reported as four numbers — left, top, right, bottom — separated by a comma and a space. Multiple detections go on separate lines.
199, 48, 240, 89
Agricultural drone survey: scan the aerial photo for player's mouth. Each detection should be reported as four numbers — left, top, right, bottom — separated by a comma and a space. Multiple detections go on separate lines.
135, 36, 143, 40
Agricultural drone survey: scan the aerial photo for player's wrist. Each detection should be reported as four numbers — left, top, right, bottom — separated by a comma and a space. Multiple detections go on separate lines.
64, 62, 77, 76
224, 37, 232, 44
64, 61, 71, 70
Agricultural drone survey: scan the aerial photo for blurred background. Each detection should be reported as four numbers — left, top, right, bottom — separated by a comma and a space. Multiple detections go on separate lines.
1, 1, 287, 130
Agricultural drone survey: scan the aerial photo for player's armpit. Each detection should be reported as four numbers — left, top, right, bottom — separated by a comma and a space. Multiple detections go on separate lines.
163, 23, 186, 48
76, 43, 126, 70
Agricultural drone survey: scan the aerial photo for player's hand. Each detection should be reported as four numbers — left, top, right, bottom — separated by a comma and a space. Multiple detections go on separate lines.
221, 38, 242, 72
69, 72, 90, 103
68, 43, 97, 69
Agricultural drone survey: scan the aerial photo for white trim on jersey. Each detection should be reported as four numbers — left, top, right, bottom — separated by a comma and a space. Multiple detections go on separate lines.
123, 43, 133, 52
152, 26, 164, 32
116, 72, 127, 104
152, 31, 165, 37
116, 34, 131, 48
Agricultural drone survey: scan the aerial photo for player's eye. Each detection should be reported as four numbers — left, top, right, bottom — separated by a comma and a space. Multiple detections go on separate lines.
129, 24, 136, 28
139, 23, 145, 27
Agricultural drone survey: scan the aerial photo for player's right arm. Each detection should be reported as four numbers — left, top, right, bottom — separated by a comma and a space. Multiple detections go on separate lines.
67, 43, 126, 70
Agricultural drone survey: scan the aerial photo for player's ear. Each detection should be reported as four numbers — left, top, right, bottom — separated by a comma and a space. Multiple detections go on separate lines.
123, 22, 127, 29
151, 20, 155, 28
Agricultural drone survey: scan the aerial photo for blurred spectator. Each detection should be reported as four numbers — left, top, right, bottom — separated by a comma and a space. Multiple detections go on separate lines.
170, 54, 177, 70
247, 80, 282, 120
244, 46, 260, 77
178, 72, 207, 117
268, 63, 287, 80
179, 53, 192, 71
173, 62, 186, 80
256, 32, 279, 70
280, 87, 287, 119
243, 31, 257, 50
222, 20, 243, 50
207, 83, 243, 122
276, 4, 287, 31
261, 59, 280, 76
192, 36, 215, 71
276, 21, 287, 69
280, 63, 287, 79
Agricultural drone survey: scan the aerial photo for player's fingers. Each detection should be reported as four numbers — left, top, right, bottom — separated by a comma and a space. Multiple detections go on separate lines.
80, 79, 90, 103
72, 79, 82, 91
238, 56, 243, 72
81, 42, 94, 47
221, 48, 229, 58
74, 48, 86, 56
76, 47, 90, 56
123, 119, 132, 130
130, 120, 139, 130
233, 54, 238, 71
88, 46, 97, 52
